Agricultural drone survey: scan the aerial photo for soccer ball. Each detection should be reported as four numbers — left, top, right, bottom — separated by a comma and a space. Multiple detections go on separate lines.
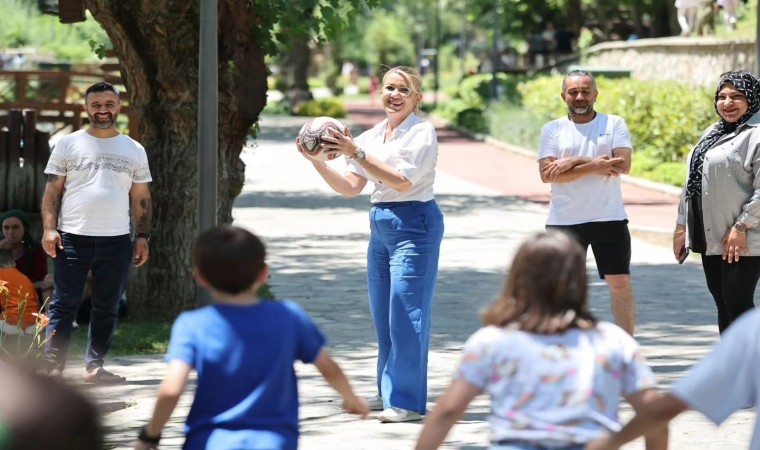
297, 116, 347, 161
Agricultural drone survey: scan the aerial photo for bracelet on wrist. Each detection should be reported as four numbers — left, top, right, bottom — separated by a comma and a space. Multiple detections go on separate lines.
138, 425, 161, 444
673, 229, 686, 236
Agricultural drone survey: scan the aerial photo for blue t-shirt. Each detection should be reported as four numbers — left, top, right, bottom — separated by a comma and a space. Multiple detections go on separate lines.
165, 300, 326, 450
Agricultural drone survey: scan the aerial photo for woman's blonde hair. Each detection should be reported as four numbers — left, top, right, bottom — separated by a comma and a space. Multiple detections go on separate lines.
382, 65, 423, 114
482, 231, 597, 334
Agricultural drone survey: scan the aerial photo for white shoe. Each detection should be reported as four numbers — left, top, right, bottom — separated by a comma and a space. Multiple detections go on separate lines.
367, 395, 384, 411
378, 407, 422, 423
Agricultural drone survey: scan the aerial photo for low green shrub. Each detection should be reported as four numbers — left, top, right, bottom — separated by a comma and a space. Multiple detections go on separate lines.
292, 98, 347, 118
486, 102, 544, 150
630, 151, 687, 187
434, 73, 527, 132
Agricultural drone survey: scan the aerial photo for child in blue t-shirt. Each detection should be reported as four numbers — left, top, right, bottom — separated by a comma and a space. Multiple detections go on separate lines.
134, 225, 369, 450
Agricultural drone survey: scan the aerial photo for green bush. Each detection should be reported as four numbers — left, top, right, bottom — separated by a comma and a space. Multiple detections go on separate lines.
434, 73, 527, 132
630, 152, 687, 187
292, 98, 347, 118
518, 76, 714, 164
456, 108, 489, 134
486, 102, 544, 150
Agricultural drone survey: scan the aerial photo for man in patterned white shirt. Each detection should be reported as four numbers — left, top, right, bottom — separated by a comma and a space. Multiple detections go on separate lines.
41, 82, 152, 383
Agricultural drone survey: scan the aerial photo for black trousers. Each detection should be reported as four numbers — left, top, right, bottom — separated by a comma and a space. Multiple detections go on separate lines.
701, 254, 760, 334
690, 196, 760, 334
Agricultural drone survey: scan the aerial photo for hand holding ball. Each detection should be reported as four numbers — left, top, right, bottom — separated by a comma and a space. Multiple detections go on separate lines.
297, 117, 347, 161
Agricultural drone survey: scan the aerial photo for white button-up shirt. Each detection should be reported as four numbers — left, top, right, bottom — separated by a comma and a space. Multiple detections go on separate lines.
346, 113, 438, 203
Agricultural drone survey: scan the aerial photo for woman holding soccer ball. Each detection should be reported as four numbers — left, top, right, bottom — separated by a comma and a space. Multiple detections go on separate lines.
296, 66, 443, 423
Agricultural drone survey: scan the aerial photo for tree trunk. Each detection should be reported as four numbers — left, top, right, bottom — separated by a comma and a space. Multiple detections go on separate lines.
85, 0, 267, 318
282, 33, 313, 107
564, 0, 583, 35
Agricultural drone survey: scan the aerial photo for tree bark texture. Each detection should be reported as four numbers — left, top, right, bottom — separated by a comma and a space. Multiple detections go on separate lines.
85, 0, 268, 318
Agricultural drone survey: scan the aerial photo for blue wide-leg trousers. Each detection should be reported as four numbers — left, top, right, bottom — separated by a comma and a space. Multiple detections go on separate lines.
367, 200, 444, 414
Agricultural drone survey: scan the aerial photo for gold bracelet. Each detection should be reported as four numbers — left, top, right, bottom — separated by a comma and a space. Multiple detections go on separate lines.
673, 229, 686, 236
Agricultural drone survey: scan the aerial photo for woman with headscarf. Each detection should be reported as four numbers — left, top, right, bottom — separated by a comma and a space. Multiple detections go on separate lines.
674, 70, 760, 334
0, 209, 51, 299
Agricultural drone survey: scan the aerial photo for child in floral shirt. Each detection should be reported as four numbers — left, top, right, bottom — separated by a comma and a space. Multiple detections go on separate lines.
416, 232, 668, 450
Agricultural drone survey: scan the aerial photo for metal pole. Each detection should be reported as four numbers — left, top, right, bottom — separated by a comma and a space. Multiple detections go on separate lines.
434, 0, 441, 108
196, 0, 218, 307
756, 0, 760, 75
491, 0, 499, 100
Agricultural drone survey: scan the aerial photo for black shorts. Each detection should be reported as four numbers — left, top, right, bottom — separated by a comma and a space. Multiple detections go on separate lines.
546, 220, 631, 279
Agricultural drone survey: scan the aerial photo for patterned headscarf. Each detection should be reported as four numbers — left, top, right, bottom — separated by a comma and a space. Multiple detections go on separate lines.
685, 70, 760, 199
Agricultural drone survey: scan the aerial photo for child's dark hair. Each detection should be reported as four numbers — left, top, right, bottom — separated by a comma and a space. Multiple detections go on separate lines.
84, 81, 119, 100
0, 363, 104, 450
193, 225, 266, 295
482, 231, 596, 333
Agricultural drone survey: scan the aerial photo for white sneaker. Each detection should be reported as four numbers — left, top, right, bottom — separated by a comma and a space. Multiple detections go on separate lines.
377, 407, 422, 423
367, 395, 384, 411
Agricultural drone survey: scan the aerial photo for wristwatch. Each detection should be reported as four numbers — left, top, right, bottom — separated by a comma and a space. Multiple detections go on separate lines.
136, 232, 151, 242
734, 222, 749, 233
351, 149, 366, 161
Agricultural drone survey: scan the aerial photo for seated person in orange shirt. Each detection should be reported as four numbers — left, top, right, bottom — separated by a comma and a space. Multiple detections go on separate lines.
0, 250, 40, 335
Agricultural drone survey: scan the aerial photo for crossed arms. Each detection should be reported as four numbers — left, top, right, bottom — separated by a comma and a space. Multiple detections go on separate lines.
539, 148, 632, 184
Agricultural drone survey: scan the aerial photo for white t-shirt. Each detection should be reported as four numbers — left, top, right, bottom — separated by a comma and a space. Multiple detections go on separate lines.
672, 309, 760, 450
456, 322, 655, 447
537, 113, 632, 225
346, 113, 437, 203
45, 129, 152, 236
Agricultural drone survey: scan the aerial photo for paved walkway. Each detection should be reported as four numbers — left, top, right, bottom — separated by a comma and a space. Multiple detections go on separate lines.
71, 102, 752, 449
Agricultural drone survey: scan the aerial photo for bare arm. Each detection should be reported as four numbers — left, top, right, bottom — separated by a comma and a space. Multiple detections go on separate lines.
130, 182, 152, 267
611, 147, 632, 174
319, 127, 413, 192
40, 174, 66, 258
415, 379, 481, 450
585, 392, 684, 450
539, 156, 626, 184
313, 349, 369, 416
308, 157, 369, 198
134, 360, 192, 450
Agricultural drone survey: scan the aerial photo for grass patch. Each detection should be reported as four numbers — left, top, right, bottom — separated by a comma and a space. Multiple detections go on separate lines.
68, 284, 276, 358
486, 102, 545, 151
69, 320, 171, 357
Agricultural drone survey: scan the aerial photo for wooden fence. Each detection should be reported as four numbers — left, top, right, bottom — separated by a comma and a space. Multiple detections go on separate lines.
0, 110, 50, 213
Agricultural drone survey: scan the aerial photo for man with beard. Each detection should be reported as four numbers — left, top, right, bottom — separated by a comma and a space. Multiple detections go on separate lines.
537, 70, 636, 335
41, 81, 152, 382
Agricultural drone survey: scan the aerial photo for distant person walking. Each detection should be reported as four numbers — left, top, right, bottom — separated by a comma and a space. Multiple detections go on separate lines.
41, 81, 152, 383
673, 70, 760, 334
694, 0, 717, 35
675, 0, 700, 35
537, 70, 636, 335
718, 0, 740, 31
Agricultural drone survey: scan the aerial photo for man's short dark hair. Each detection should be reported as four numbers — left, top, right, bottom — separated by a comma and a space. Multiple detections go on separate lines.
193, 225, 266, 295
84, 81, 119, 100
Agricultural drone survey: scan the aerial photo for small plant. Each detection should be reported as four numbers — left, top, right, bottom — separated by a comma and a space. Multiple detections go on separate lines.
292, 98, 347, 118
0, 280, 53, 366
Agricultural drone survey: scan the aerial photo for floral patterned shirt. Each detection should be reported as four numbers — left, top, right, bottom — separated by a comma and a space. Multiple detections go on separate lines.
456, 322, 655, 446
